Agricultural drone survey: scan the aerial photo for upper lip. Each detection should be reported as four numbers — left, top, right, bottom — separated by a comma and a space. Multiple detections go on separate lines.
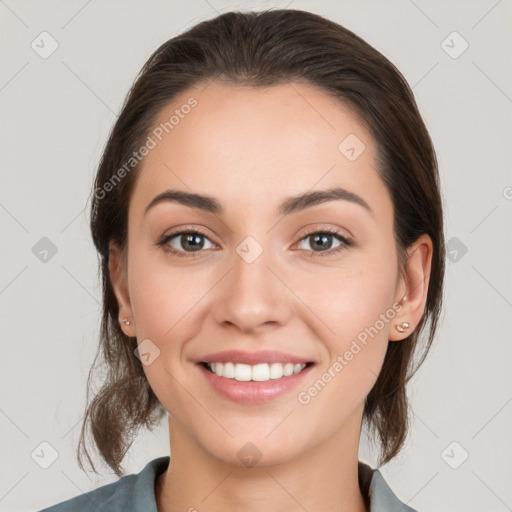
196, 350, 314, 365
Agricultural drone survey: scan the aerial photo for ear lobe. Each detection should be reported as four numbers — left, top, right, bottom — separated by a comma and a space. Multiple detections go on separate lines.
108, 241, 135, 337
389, 234, 433, 341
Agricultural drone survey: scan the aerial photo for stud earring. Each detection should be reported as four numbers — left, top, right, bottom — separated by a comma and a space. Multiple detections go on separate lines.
121, 319, 131, 326
396, 322, 410, 333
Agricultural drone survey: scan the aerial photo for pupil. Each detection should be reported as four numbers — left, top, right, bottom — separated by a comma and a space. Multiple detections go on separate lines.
312, 234, 332, 250
179, 233, 334, 252
183, 234, 204, 251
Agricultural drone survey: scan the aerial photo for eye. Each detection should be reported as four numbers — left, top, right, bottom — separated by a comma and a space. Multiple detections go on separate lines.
157, 229, 216, 258
156, 227, 352, 259
295, 228, 352, 257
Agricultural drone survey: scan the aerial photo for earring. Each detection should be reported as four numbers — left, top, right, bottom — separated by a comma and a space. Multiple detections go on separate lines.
396, 322, 410, 333
121, 319, 131, 326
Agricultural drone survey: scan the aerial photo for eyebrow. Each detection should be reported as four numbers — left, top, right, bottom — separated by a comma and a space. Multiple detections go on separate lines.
144, 187, 372, 217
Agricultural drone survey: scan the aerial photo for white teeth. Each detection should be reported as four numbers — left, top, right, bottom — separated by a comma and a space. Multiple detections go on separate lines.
234, 363, 251, 381
223, 362, 235, 378
207, 362, 307, 381
269, 362, 284, 379
252, 363, 269, 381
283, 363, 294, 376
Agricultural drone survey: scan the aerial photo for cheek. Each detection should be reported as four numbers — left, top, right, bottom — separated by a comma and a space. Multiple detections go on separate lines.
128, 251, 212, 341
324, 269, 397, 353
291, 264, 398, 444
126, 254, 212, 411
300, 241, 398, 401
305, 235, 397, 337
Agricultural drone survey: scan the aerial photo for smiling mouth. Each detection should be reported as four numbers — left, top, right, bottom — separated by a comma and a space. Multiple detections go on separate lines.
199, 361, 314, 382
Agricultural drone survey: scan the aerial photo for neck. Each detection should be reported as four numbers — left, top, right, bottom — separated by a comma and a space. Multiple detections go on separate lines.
156, 412, 368, 512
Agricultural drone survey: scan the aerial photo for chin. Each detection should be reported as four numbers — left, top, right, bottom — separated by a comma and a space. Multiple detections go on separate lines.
205, 434, 307, 469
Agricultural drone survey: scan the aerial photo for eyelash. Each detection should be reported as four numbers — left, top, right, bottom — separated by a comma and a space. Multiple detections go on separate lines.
156, 227, 352, 259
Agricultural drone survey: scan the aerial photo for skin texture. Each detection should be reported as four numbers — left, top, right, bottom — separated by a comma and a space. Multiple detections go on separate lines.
109, 82, 432, 512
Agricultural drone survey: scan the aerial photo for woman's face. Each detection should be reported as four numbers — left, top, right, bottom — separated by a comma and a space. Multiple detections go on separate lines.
111, 81, 419, 466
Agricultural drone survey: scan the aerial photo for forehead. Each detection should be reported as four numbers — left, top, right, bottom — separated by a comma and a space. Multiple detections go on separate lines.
129, 81, 391, 222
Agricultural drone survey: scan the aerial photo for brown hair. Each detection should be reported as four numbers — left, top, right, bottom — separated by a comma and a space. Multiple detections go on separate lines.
78, 8, 445, 477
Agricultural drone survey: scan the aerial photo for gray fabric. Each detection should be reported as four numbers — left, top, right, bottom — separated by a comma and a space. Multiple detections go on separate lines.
39, 456, 417, 511
363, 463, 418, 512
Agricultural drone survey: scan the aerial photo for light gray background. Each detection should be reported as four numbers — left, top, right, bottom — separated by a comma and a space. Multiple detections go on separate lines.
1, 1, 511, 511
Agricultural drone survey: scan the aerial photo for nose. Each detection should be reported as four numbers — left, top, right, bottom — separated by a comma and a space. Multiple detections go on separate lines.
212, 243, 293, 334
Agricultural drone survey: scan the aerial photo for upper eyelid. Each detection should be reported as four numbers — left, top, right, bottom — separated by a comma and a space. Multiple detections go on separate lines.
162, 228, 217, 248
162, 226, 351, 248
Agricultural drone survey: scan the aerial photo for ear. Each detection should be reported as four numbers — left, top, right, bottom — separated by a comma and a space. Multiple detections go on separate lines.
389, 233, 433, 342
108, 240, 135, 337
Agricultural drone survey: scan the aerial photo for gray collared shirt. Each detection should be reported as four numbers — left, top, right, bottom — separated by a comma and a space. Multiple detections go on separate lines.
39, 456, 417, 511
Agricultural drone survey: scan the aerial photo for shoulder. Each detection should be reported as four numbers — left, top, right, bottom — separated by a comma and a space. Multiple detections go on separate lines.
358, 461, 419, 512
37, 456, 170, 512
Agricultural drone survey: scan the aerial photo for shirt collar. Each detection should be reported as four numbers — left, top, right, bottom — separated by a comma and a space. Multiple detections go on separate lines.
359, 461, 418, 511
133, 456, 416, 512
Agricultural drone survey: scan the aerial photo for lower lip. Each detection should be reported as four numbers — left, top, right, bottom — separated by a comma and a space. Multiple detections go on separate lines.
197, 363, 314, 404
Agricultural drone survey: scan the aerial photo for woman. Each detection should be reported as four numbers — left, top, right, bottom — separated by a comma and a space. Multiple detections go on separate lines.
40, 8, 444, 512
